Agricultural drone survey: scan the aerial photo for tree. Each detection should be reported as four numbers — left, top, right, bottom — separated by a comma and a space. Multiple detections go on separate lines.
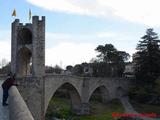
95, 43, 130, 77
72, 64, 83, 76
134, 28, 160, 89
91, 62, 112, 77
0, 62, 11, 74
95, 44, 117, 63
0, 58, 8, 68
54, 65, 63, 74
95, 44, 130, 63
66, 65, 73, 71
45, 66, 54, 73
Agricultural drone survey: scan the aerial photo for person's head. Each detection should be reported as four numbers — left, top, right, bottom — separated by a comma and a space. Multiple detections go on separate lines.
7, 72, 12, 77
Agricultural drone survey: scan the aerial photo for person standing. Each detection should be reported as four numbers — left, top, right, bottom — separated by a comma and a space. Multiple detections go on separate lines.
1, 73, 17, 106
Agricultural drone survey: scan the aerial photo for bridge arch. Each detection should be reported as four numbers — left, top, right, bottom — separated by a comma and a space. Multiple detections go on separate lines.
45, 81, 82, 115
18, 28, 32, 45
17, 47, 32, 77
88, 85, 110, 104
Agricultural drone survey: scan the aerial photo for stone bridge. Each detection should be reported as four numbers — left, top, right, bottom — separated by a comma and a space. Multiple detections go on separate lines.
4, 16, 132, 120
16, 75, 130, 120
1, 75, 131, 120
44, 75, 130, 113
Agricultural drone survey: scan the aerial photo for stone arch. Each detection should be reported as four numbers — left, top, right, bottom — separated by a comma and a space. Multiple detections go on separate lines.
17, 47, 32, 77
88, 85, 110, 104
18, 28, 32, 45
45, 82, 82, 115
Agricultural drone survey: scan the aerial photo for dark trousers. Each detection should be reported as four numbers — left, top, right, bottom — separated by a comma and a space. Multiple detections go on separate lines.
2, 89, 8, 104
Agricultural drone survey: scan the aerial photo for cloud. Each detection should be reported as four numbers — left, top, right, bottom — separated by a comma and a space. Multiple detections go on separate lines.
27, 0, 160, 26
46, 32, 116, 48
0, 30, 135, 68
0, 30, 11, 41
0, 31, 11, 63
46, 31, 116, 41
46, 42, 97, 68
0, 30, 97, 68
46, 32, 73, 41
0, 41, 11, 63
95, 32, 116, 38
45, 31, 137, 68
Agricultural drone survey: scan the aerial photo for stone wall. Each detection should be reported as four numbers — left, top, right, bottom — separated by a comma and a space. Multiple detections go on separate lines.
0, 74, 6, 80
9, 86, 34, 120
44, 75, 131, 115
11, 16, 46, 120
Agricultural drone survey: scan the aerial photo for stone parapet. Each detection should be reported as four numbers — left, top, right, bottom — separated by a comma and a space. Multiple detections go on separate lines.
9, 86, 34, 120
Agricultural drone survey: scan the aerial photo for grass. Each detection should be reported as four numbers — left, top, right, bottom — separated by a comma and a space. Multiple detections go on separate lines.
45, 97, 125, 120
45, 97, 71, 119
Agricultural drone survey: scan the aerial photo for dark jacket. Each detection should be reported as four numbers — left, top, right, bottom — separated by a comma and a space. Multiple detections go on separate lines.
2, 77, 15, 90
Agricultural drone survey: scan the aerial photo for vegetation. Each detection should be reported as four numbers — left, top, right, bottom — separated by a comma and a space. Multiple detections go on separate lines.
70, 44, 130, 77
0, 62, 10, 74
45, 97, 125, 120
72, 64, 84, 76
130, 28, 160, 105
95, 44, 130, 63
45, 65, 63, 74
134, 28, 160, 89
94, 43, 130, 77
66, 65, 73, 72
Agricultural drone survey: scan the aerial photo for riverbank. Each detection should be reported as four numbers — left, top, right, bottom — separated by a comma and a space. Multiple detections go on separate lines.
45, 97, 125, 120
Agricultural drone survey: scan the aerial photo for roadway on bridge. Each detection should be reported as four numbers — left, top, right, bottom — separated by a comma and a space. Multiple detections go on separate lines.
0, 80, 9, 120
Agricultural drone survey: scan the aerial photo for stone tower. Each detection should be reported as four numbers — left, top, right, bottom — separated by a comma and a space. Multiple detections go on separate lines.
11, 16, 45, 77
11, 16, 45, 120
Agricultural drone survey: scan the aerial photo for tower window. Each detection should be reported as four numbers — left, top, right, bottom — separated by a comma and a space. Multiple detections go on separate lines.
18, 28, 32, 45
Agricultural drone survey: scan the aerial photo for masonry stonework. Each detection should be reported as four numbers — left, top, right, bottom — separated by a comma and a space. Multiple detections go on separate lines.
11, 16, 131, 120
11, 16, 45, 120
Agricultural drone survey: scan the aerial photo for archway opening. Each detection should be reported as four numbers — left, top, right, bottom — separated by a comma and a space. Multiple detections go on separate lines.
18, 28, 32, 45
45, 83, 81, 120
89, 86, 110, 114
89, 86, 110, 104
17, 47, 32, 77
89, 86, 125, 118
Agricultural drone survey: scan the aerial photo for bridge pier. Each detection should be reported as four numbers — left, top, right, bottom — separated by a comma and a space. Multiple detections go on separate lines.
71, 103, 90, 115
77, 78, 90, 115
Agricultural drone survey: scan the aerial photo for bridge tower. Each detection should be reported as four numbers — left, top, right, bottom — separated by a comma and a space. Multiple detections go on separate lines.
11, 16, 45, 120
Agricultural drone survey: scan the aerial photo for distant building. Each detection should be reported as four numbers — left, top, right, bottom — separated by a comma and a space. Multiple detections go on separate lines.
61, 70, 72, 75
82, 63, 93, 77
123, 63, 134, 78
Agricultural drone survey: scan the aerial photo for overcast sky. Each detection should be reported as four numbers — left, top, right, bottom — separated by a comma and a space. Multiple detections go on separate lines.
0, 0, 160, 68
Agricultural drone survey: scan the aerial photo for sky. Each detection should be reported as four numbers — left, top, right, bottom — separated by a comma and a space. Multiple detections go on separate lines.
0, 0, 160, 68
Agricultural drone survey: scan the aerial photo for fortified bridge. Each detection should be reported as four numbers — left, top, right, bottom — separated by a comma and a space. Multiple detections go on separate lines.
0, 16, 132, 120
17, 75, 130, 120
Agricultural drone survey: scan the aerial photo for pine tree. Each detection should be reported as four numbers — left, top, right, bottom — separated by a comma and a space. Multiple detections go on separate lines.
95, 43, 130, 77
135, 28, 160, 89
